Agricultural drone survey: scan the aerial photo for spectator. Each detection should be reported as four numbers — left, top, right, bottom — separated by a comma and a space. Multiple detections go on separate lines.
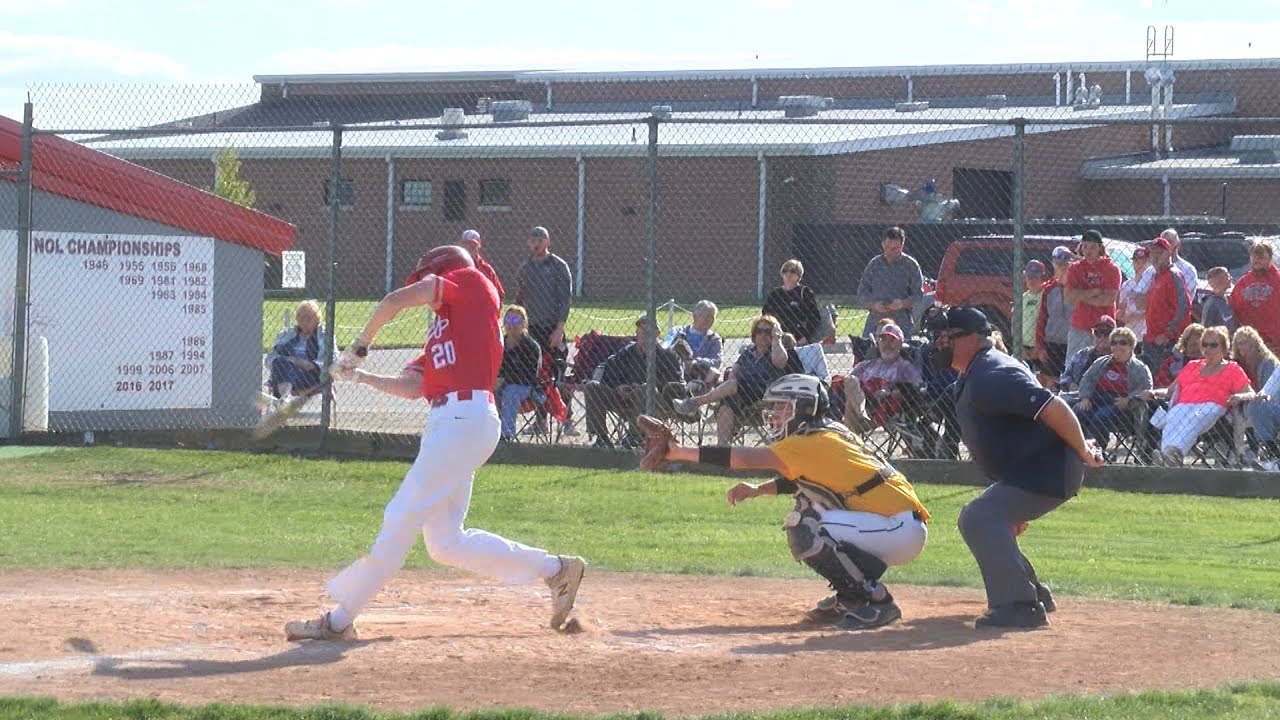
763, 259, 822, 344
1142, 236, 1192, 375
1143, 325, 1250, 466
1229, 241, 1280, 351
1060, 315, 1116, 393
1034, 246, 1076, 388
843, 321, 924, 432
583, 316, 683, 449
1134, 228, 1197, 309
1117, 246, 1150, 341
1063, 229, 1122, 362
516, 225, 573, 381
263, 299, 336, 404
670, 300, 724, 393
1154, 323, 1205, 388
1236, 326, 1280, 469
857, 226, 924, 339
1073, 327, 1152, 452
672, 314, 790, 444
1017, 260, 1046, 359
458, 229, 504, 302
495, 305, 542, 443
1200, 266, 1236, 333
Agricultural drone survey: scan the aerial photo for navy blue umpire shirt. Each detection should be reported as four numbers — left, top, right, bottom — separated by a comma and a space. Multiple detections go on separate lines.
955, 346, 1079, 499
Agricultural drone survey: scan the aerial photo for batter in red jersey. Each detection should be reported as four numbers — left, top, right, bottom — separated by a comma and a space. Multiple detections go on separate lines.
285, 245, 587, 641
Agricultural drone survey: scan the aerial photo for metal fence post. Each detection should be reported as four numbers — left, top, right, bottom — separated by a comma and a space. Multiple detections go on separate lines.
1010, 119, 1026, 355
320, 127, 342, 447
644, 115, 659, 416
7, 102, 34, 440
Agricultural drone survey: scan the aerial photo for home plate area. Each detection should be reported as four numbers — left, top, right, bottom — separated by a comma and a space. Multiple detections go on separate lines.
1, 569, 1278, 715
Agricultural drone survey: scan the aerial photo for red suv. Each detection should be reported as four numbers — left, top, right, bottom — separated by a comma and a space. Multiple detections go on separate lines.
935, 235, 1138, 337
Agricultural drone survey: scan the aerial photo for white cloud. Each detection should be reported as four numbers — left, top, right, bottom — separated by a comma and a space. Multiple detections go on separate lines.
0, 29, 189, 81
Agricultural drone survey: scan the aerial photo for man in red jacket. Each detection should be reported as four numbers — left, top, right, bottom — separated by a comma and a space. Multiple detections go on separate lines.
1143, 237, 1191, 373
1229, 241, 1280, 351
459, 229, 504, 302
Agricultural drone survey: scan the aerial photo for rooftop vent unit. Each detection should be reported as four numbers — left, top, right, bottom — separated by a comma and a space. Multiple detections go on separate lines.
1231, 135, 1280, 164
779, 95, 828, 118
490, 99, 533, 122
985, 94, 1008, 110
476, 96, 492, 113
895, 101, 930, 112
651, 105, 673, 120
437, 107, 468, 141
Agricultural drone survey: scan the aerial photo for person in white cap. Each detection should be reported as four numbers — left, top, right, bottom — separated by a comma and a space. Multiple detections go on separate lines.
842, 320, 923, 432
458, 229, 504, 302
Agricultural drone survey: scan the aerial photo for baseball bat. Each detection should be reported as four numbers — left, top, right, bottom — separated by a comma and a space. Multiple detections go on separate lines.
251, 363, 347, 440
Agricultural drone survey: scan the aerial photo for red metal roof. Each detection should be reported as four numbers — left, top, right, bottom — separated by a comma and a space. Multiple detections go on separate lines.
0, 114, 295, 255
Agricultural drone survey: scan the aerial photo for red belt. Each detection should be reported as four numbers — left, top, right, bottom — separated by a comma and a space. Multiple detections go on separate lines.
427, 389, 494, 408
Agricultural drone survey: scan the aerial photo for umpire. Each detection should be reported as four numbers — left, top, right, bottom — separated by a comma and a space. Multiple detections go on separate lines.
928, 306, 1103, 629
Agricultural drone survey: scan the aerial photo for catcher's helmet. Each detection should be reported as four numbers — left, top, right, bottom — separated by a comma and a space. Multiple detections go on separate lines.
762, 373, 827, 441
405, 245, 474, 285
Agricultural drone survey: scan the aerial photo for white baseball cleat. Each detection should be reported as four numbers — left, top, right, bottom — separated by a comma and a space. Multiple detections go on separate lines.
284, 612, 358, 641
546, 555, 587, 629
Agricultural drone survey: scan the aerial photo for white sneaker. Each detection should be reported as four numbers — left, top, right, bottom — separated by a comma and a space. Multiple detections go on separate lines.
561, 419, 581, 437
284, 612, 358, 641
545, 555, 587, 629
672, 397, 697, 416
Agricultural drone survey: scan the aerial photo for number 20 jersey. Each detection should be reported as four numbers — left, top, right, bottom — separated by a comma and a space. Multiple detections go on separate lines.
421, 267, 502, 399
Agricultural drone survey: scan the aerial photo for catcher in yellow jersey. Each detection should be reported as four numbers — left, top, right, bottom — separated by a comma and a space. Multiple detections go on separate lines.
638, 373, 929, 631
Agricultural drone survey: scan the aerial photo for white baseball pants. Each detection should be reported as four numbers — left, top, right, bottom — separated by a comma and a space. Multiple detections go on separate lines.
819, 508, 928, 567
326, 393, 560, 618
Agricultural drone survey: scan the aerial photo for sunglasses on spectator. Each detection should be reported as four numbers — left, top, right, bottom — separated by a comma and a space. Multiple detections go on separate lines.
753, 326, 773, 335
503, 314, 524, 325
782, 268, 800, 275
1110, 339, 1132, 346
1201, 341, 1222, 348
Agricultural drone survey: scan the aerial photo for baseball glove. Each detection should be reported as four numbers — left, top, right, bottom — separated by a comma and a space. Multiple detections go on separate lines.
636, 414, 675, 471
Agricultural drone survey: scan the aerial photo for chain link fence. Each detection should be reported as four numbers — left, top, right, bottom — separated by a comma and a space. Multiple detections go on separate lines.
4, 67, 1280, 470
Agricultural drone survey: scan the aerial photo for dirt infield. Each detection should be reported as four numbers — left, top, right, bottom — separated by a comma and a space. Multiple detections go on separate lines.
2, 570, 1278, 716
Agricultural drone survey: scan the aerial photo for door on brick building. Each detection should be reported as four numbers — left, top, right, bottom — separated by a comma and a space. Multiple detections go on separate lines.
953, 168, 1013, 220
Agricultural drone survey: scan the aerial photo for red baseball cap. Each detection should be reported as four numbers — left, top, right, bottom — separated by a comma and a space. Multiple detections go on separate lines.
1151, 236, 1173, 252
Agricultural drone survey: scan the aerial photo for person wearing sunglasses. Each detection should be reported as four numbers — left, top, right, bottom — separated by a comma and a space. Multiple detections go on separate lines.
763, 259, 822, 345
1072, 327, 1152, 455
1059, 315, 1118, 393
496, 305, 543, 442
1141, 325, 1250, 466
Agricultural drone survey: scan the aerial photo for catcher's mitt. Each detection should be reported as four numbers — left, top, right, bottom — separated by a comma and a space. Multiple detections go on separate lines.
636, 414, 674, 471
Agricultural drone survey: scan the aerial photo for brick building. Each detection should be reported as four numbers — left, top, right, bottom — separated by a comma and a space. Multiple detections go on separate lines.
85, 59, 1280, 300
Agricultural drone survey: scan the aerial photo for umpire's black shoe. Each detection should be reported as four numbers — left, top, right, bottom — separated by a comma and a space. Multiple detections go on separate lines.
836, 600, 901, 631
975, 601, 1048, 629
1036, 583, 1057, 613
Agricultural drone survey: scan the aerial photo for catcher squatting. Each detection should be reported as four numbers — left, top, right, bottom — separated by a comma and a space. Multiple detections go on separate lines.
640, 373, 930, 630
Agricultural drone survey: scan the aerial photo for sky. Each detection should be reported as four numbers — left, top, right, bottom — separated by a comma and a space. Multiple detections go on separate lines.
3, 0, 1279, 125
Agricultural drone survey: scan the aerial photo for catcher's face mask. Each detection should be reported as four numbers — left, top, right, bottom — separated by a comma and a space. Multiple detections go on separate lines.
762, 399, 797, 442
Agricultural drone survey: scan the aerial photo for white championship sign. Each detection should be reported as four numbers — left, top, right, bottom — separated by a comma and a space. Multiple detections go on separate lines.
1, 231, 215, 411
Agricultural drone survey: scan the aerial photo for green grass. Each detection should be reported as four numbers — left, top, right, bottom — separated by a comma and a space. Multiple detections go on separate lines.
1, 448, 1278, 612
6, 684, 1280, 720
264, 299, 870, 351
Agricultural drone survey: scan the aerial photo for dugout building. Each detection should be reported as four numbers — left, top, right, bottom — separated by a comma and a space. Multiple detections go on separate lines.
0, 113, 296, 437
81, 58, 1280, 301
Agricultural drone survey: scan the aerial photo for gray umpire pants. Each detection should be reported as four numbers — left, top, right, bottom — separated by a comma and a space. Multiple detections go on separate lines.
957, 453, 1084, 607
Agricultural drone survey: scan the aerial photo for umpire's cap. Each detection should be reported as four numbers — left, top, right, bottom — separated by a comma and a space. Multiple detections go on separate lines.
926, 305, 993, 336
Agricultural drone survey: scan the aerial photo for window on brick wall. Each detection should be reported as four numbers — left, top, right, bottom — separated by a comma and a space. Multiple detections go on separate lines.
401, 179, 432, 207
478, 179, 511, 209
323, 178, 355, 208
443, 180, 466, 221
953, 168, 1013, 219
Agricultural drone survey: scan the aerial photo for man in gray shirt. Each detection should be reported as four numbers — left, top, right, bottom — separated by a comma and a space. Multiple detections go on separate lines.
857, 226, 924, 339
516, 226, 573, 383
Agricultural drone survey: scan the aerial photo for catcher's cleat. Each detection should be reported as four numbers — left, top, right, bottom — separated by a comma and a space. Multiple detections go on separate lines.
975, 602, 1049, 629
803, 594, 846, 624
546, 555, 587, 630
284, 612, 358, 641
836, 599, 901, 631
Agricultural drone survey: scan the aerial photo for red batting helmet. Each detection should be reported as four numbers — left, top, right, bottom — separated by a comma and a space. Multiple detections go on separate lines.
405, 245, 474, 285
